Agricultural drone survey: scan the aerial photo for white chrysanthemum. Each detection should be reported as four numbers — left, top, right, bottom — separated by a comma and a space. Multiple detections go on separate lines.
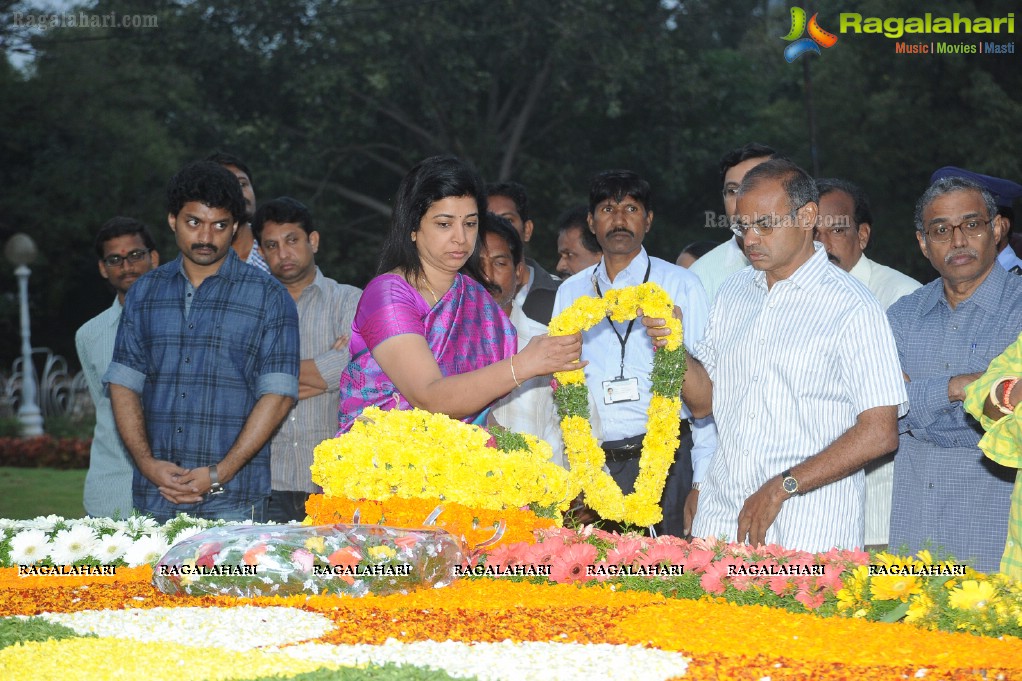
93, 531, 132, 562
20, 514, 63, 532
124, 515, 161, 537
82, 516, 119, 532
50, 525, 99, 564
123, 534, 171, 567
9, 528, 53, 564
0, 518, 18, 531
166, 524, 205, 547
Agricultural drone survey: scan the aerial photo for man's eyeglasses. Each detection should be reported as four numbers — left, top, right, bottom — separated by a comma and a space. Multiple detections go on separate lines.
730, 215, 792, 239
102, 249, 150, 268
924, 218, 992, 244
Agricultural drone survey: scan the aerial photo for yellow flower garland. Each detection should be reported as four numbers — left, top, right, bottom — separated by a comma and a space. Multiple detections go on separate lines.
548, 282, 684, 527
311, 407, 576, 512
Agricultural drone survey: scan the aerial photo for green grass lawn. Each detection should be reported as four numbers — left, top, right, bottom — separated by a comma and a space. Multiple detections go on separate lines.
0, 467, 87, 520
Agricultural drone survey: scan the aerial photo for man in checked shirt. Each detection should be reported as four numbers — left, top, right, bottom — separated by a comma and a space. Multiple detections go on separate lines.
253, 197, 362, 522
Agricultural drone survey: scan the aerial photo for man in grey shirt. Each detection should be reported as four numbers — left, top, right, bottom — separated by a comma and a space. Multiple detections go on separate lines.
253, 197, 362, 522
76, 217, 159, 518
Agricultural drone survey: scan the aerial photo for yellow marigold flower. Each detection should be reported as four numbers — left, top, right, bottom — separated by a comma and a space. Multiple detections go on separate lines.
304, 536, 326, 553
870, 574, 922, 602
905, 592, 935, 624
948, 580, 1000, 612
368, 545, 396, 560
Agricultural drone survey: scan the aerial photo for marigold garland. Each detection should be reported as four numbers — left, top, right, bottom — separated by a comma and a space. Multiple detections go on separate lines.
548, 282, 685, 526
303, 495, 557, 549
310, 407, 576, 513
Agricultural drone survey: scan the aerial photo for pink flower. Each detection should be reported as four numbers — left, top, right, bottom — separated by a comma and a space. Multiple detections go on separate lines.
195, 542, 221, 568
605, 538, 645, 566
637, 543, 685, 568
699, 560, 729, 595
684, 548, 716, 573
550, 378, 560, 391
291, 548, 314, 572
795, 588, 826, 610
484, 542, 528, 568
549, 543, 598, 584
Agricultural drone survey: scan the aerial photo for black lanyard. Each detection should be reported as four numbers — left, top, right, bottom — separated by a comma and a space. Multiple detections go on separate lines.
592, 256, 652, 379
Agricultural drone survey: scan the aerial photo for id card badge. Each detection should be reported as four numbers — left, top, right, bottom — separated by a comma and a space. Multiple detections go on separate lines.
603, 377, 640, 404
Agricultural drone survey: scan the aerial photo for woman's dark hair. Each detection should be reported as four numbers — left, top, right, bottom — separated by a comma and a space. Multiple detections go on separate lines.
377, 155, 488, 284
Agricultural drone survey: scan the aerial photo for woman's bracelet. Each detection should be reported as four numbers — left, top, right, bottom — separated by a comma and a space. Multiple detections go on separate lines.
510, 355, 522, 388
990, 376, 1019, 416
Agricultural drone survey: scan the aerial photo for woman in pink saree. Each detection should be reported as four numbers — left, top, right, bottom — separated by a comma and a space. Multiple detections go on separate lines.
337, 155, 582, 433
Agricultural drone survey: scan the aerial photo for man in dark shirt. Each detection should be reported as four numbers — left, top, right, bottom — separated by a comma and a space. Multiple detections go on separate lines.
105, 161, 299, 523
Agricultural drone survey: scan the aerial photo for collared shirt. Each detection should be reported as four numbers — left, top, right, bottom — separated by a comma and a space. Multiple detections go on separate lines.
552, 248, 714, 481
997, 244, 1022, 274
514, 258, 560, 325
76, 298, 133, 518
847, 255, 921, 546
271, 268, 361, 492
688, 236, 750, 302
691, 244, 907, 552
246, 240, 270, 272
491, 304, 566, 468
887, 262, 1022, 572
104, 250, 299, 517
964, 331, 1022, 578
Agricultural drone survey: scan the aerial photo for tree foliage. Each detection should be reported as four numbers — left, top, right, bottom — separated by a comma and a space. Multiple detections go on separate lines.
0, 0, 1019, 367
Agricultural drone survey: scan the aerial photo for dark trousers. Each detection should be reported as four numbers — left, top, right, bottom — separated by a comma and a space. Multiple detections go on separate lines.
267, 490, 312, 523
603, 426, 694, 537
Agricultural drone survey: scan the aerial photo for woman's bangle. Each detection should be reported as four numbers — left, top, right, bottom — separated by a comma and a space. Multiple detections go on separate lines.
990, 376, 1019, 416
510, 355, 522, 388
1003, 377, 1020, 413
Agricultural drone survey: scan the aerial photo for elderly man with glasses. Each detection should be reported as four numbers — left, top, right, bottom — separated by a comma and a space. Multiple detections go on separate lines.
644, 159, 906, 552
886, 175, 1022, 573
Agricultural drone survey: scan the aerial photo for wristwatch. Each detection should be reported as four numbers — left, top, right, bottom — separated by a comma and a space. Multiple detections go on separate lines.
208, 465, 226, 496
781, 469, 799, 495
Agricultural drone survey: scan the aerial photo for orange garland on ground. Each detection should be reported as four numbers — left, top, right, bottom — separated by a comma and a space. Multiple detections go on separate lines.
4, 568, 1022, 680
304, 494, 557, 548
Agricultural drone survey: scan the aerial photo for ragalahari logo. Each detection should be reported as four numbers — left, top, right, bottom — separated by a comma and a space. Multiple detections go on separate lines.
782, 7, 838, 62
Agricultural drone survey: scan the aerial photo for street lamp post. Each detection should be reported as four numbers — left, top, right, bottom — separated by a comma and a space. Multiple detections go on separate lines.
4, 233, 43, 436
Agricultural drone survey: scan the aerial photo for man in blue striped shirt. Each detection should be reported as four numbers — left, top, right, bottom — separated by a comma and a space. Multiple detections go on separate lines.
645, 159, 907, 552
105, 161, 299, 523
887, 176, 1022, 573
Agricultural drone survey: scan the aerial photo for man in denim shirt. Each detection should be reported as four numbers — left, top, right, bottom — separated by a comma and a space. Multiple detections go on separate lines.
105, 161, 299, 523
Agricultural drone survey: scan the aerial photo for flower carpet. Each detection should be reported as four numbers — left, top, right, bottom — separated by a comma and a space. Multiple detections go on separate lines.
3, 516, 1022, 679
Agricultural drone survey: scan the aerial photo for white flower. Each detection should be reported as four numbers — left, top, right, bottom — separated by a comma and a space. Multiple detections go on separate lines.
9, 529, 52, 565
167, 525, 205, 547
20, 514, 63, 532
123, 534, 171, 567
124, 515, 161, 537
93, 531, 132, 563
50, 525, 99, 564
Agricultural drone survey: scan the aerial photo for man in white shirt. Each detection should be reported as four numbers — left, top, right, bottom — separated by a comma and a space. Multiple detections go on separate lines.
645, 159, 906, 552
689, 143, 779, 302
814, 178, 921, 548
76, 217, 160, 518
553, 170, 712, 536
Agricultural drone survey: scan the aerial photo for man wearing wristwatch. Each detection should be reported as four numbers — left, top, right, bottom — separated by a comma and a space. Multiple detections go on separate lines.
105, 161, 299, 523
644, 160, 907, 552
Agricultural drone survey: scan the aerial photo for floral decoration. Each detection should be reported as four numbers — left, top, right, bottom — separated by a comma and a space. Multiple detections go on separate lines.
547, 282, 685, 526
152, 523, 464, 598
310, 407, 577, 513
304, 495, 557, 549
